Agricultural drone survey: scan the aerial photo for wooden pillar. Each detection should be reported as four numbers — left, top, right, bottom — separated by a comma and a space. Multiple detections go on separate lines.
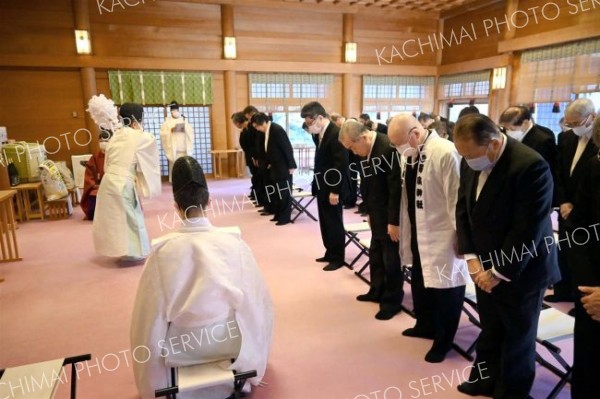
342, 14, 356, 118
433, 19, 444, 116
73, 0, 98, 153
221, 4, 238, 176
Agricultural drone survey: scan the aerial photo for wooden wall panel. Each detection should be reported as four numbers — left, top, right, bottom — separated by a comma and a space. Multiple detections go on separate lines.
0, 0, 75, 56
0, 69, 91, 165
513, 0, 600, 38
354, 13, 438, 65
210, 72, 228, 151
235, 72, 249, 110
89, 0, 222, 59
234, 6, 343, 63
95, 69, 111, 97
441, 1, 506, 65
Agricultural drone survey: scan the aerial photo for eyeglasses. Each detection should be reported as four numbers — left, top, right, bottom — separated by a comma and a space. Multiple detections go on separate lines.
564, 115, 590, 129
304, 116, 319, 127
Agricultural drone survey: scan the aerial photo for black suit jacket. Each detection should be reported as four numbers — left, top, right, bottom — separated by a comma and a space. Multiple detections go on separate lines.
556, 130, 599, 206
535, 123, 557, 141
456, 137, 560, 293
265, 122, 297, 182
239, 127, 255, 167
360, 133, 401, 238
521, 125, 558, 205
312, 122, 349, 197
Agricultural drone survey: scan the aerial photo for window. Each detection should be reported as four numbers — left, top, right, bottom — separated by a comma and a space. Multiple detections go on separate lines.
439, 71, 491, 100
448, 103, 490, 122
516, 39, 600, 104
362, 76, 436, 122
142, 106, 213, 176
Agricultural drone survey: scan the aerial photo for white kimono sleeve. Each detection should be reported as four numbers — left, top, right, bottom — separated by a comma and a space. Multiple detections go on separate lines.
185, 122, 195, 157
130, 255, 170, 399
160, 122, 174, 163
136, 133, 162, 199
231, 241, 274, 386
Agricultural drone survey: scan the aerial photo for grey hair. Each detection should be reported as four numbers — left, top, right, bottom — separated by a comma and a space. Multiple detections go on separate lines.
592, 115, 600, 148
565, 98, 596, 118
340, 120, 369, 142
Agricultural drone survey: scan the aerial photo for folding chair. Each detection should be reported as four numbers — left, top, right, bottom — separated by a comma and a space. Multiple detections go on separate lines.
352, 238, 371, 283
535, 307, 574, 399
344, 222, 370, 250
155, 360, 257, 399
0, 354, 91, 399
290, 190, 317, 222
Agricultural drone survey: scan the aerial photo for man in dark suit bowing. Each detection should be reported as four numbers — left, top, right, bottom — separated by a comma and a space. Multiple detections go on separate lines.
251, 112, 297, 226
553, 99, 599, 303
454, 114, 560, 398
499, 106, 558, 185
301, 101, 350, 271
339, 120, 404, 320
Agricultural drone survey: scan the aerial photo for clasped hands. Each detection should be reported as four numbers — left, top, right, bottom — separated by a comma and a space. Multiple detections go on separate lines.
468, 259, 500, 293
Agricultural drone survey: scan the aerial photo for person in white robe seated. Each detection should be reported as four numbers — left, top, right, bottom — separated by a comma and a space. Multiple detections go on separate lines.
93, 102, 161, 264
130, 156, 274, 399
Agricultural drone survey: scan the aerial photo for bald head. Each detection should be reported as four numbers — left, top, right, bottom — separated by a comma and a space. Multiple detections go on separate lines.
388, 113, 426, 147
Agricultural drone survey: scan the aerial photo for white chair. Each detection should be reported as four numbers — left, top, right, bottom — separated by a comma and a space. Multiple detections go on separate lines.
155, 360, 257, 399
0, 354, 91, 399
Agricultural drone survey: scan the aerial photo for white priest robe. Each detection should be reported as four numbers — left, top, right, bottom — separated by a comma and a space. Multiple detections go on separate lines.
399, 131, 469, 288
160, 116, 194, 177
130, 218, 273, 399
93, 127, 161, 257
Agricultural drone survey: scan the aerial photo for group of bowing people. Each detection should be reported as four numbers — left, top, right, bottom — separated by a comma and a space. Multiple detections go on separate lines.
237, 99, 598, 398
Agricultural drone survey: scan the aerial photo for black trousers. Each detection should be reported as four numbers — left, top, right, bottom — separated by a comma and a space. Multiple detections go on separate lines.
468, 285, 545, 399
271, 176, 293, 223
316, 193, 345, 263
410, 249, 465, 351
572, 298, 600, 398
248, 163, 259, 193
553, 220, 574, 299
369, 235, 404, 311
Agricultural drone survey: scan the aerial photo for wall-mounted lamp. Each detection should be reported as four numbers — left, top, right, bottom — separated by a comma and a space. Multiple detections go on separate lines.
492, 67, 507, 90
224, 37, 237, 60
74, 30, 92, 55
345, 42, 357, 63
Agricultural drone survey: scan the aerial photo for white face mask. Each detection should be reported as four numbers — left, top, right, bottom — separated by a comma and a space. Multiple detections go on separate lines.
99, 141, 108, 152
465, 143, 494, 171
572, 115, 592, 137
396, 130, 418, 158
171, 110, 181, 119
506, 129, 525, 141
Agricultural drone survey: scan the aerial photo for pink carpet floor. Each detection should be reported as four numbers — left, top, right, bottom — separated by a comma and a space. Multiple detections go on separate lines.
0, 177, 572, 398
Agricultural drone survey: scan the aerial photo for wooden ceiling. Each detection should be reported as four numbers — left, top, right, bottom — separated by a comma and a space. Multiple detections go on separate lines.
278, 0, 489, 13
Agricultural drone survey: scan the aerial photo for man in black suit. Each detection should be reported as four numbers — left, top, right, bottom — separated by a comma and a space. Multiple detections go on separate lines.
232, 112, 257, 199
553, 99, 598, 303
454, 114, 560, 398
567, 116, 600, 398
499, 106, 558, 177
301, 101, 349, 271
251, 113, 297, 226
243, 105, 272, 215
339, 120, 404, 320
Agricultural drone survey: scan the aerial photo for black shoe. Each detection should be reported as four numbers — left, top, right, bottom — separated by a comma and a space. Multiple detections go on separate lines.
276, 221, 290, 226
456, 382, 494, 397
323, 262, 345, 271
315, 256, 331, 263
260, 211, 274, 216
356, 292, 380, 303
544, 294, 573, 303
375, 307, 402, 320
568, 308, 576, 317
424, 346, 450, 363
270, 217, 277, 221
402, 327, 435, 340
